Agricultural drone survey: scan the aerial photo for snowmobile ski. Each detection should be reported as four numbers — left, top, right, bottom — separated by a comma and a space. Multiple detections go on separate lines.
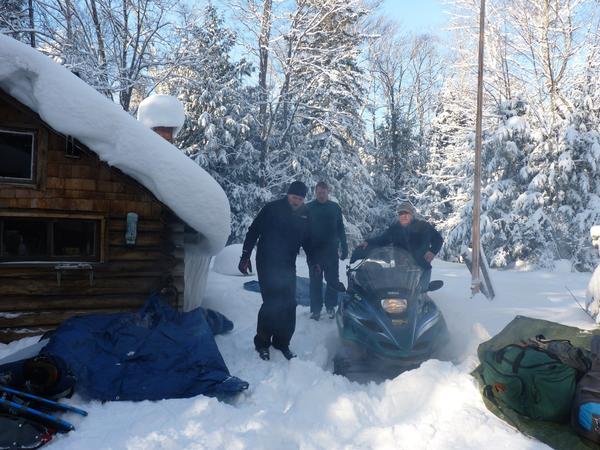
0, 385, 87, 416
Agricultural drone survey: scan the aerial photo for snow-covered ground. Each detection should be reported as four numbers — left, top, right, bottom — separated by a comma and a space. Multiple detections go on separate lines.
1, 256, 595, 450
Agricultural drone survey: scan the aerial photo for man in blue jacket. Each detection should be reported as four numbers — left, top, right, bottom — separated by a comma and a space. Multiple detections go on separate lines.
239, 181, 310, 361
307, 182, 348, 320
359, 201, 443, 292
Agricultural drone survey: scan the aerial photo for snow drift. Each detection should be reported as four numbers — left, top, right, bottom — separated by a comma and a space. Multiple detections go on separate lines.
0, 35, 230, 255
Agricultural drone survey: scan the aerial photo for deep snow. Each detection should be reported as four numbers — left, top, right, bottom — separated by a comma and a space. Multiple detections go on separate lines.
0, 35, 230, 255
137, 95, 186, 138
0, 253, 595, 449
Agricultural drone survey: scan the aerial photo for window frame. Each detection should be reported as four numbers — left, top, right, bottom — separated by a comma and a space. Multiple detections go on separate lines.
0, 213, 106, 264
0, 127, 37, 185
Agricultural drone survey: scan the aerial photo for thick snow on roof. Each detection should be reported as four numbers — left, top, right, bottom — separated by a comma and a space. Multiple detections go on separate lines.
137, 94, 185, 137
0, 35, 230, 255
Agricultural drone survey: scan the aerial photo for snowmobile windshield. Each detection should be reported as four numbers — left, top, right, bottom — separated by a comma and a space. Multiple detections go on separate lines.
354, 246, 422, 294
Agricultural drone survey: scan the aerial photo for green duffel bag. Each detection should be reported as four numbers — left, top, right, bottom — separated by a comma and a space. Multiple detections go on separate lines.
479, 344, 578, 422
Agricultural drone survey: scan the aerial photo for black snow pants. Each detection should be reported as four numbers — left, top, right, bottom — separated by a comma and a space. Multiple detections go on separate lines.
309, 247, 340, 314
253, 263, 297, 350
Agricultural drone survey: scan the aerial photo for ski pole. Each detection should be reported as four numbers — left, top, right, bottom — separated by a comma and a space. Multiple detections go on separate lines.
0, 397, 74, 433
0, 385, 88, 416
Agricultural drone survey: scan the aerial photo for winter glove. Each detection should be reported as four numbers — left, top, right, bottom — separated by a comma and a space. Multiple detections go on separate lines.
238, 253, 252, 275
312, 264, 322, 276
424, 251, 435, 263
340, 247, 348, 261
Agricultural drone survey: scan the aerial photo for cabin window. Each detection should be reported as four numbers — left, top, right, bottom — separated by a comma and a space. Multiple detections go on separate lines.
0, 217, 100, 262
0, 129, 36, 183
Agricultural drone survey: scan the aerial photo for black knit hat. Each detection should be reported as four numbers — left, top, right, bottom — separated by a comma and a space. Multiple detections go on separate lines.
287, 181, 308, 198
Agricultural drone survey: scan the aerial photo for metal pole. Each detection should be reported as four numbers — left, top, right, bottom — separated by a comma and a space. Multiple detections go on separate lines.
472, 0, 486, 295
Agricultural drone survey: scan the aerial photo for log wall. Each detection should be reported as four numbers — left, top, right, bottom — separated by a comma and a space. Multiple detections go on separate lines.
0, 91, 187, 342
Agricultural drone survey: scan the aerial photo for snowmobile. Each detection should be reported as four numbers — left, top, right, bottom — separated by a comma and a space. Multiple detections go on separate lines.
333, 245, 448, 378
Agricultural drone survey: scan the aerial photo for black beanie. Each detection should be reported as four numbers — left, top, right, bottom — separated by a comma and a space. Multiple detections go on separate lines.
287, 181, 308, 198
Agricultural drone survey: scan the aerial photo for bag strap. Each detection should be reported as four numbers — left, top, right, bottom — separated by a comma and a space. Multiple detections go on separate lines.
511, 349, 527, 373
495, 344, 561, 372
494, 344, 526, 363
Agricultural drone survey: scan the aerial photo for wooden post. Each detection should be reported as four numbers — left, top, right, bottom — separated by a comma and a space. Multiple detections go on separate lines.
472, 0, 486, 295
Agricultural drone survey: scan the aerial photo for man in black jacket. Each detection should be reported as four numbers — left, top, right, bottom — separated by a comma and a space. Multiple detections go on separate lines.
307, 182, 348, 320
359, 201, 443, 292
239, 181, 310, 361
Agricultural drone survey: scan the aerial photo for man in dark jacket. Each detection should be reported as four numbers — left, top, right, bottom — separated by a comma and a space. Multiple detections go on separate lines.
359, 201, 443, 292
239, 181, 310, 361
307, 182, 348, 320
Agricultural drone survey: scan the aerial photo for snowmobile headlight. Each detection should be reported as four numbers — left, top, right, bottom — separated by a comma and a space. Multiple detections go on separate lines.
380, 298, 408, 314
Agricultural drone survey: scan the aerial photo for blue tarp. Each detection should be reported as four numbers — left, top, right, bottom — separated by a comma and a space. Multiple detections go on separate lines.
243, 276, 339, 307
42, 294, 248, 402
202, 308, 234, 335
243, 277, 309, 306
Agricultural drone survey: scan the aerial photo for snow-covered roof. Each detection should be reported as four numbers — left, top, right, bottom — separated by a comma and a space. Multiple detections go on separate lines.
137, 95, 185, 138
0, 35, 230, 255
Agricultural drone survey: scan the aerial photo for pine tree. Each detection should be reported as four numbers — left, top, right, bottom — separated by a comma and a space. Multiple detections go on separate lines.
416, 83, 474, 260
278, 0, 376, 241
165, 5, 263, 242
556, 78, 600, 270
0, 0, 28, 42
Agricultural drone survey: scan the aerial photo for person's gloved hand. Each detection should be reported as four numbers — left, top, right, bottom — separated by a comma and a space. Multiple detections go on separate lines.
238, 252, 252, 275
312, 264, 322, 276
340, 248, 348, 261
424, 251, 435, 263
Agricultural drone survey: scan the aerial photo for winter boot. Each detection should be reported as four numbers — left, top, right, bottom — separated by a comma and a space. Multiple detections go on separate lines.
326, 308, 336, 319
333, 282, 346, 292
256, 347, 270, 361
277, 347, 297, 360
310, 312, 320, 321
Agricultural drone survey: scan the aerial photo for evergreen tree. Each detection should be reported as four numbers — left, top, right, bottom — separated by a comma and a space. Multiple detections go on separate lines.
165, 5, 264, 242
555, 80, 600, 270
279, 0, 375, 242
416, 83, 473, 260
0, 0, 28, 42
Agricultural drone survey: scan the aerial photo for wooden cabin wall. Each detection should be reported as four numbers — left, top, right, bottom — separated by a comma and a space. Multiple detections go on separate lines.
0, 94, 186, 342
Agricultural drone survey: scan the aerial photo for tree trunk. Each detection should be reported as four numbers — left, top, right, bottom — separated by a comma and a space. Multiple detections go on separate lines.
88, 0, 111, 98
257, 0, 273, 187
28, 0, 35, 47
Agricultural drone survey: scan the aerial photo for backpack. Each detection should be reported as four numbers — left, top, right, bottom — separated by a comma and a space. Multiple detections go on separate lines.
479, 344, 578, 422
572, 335, 600, 442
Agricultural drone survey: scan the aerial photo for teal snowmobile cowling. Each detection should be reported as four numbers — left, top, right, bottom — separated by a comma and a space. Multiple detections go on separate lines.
334, 246, 448, 377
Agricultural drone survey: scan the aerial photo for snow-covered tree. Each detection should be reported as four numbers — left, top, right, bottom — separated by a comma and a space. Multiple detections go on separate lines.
226, 0, 377, 242
0, 0, 29, 42
31, 0, 183, 110
161, 5, 269, 242
414, 77, 474, 260
284, 0, 375, 240
363, 21, 445, 234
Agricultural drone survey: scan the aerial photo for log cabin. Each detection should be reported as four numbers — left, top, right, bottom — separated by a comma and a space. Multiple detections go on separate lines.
0, 36, 231, 342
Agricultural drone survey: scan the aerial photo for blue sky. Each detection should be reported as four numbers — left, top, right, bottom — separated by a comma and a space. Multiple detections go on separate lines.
379, 0, 448, 34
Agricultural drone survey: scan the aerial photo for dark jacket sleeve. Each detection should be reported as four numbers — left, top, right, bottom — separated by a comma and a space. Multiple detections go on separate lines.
337, 205, 348, 253
301, 207, 312, 262
242, 205, 267, 256
428, 223, 444, 254
366, 225, 394, 247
